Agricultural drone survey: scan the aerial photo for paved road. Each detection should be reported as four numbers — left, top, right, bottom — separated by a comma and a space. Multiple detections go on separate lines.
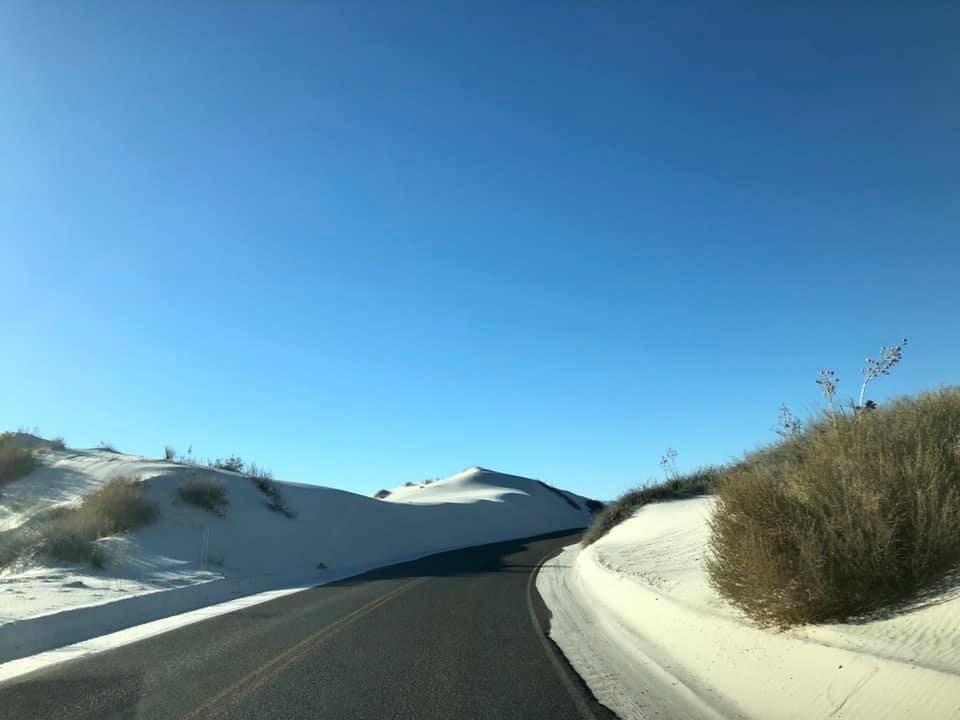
0, 530, 617, 720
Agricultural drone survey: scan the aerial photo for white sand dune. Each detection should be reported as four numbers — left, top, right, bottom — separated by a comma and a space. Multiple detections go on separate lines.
0, 447, 593, 668
538, 496, 960, 720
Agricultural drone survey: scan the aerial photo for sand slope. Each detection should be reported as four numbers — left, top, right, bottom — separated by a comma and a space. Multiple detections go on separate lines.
0, 447, 593, 665
538, 496, 960, 719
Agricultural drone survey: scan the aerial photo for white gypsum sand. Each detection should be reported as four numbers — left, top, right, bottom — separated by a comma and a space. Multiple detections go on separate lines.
537, 496, 960, 720
0, 447, 593, 670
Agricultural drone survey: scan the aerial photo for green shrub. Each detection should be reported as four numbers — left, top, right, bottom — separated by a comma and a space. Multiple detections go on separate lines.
0, 435, 36, 486
178, 477, 229, 515
707, 387, 960, 627
40, 476, 159, 568
211, 455, 245, 473
374, 489, 391, 499
582, 466, 721, 546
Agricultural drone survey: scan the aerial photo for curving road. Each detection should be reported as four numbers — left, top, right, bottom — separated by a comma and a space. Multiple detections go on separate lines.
0, 530, 616, 720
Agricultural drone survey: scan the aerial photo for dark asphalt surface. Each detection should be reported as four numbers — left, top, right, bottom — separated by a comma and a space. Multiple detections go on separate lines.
0, 530, 617, 720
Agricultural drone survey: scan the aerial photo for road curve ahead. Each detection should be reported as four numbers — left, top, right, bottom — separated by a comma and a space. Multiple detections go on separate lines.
0, 530, 617, 720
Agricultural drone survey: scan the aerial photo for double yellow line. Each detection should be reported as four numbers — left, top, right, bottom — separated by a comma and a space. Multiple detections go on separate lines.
182, 577, 427, 719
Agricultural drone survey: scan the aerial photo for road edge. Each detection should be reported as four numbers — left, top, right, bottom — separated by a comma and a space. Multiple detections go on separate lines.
527, 544, 619, 720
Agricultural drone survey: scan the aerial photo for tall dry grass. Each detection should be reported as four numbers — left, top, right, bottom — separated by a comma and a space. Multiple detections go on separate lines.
582, 466, 721, 546
0, 435, 36, 486
178, 477, 229, 515
40, 476, 159, 567
707, 387, 960, 626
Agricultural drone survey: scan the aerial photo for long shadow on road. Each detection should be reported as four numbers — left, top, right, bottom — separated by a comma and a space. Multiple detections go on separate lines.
328, 528, 582, 586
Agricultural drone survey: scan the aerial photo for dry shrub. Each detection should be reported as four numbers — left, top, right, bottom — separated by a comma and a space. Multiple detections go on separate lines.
178, 477, 229, 515
582, 466, 721, 546
40, 476, 159, 567
708, 387, 960, 627
0, 435, 36, 486
248, 464, 296, 518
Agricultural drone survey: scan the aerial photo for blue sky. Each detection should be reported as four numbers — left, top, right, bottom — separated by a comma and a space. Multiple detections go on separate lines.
1, 3, 957, 500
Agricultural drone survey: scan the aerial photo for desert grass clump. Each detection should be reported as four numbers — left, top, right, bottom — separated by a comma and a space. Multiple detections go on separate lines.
374, 489, 391, 499
178, 477, 229, 515
248, 464, 296, 519
40, 476, 159, 568
707, 387, 960, 627
0, 434, 36, 486
582, 465, 721, 546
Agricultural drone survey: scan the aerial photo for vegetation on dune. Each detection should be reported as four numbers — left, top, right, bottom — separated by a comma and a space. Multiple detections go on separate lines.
211, 455, 245, 473
161, 446, 296, 518
248, 464, 297, 519
0, 434, 37, 486
40, 476, 160, 568
581, 461, 721, 547
585, 338, 960, 627
374, 489, 391, 499
707, 386, 960, 627
177, 476, 230, 516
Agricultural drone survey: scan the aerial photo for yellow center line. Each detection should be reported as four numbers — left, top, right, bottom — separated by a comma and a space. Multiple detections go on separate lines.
181, 577, 428, 720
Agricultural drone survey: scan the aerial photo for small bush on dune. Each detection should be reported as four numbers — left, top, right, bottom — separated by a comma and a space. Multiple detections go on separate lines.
40, 476, 159, 568
164, 446, 176, 461
247, 463, 274, 493
248, 464, 296, 519
178, 477, 229, 515
0, 436, 36, 486
78, 476, 159, 530
708, 387, 960, 627
374, 489, 391, 499
39, 508, 109, 567
211, 455, 245, 473
48, 436, 66, 451
582, 465, 721, 546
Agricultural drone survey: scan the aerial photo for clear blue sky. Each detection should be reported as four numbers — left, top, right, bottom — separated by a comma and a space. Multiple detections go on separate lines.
2, 3, 957, 500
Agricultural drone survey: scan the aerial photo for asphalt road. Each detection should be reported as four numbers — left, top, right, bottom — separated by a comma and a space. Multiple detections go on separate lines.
0, 530, 617, 720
